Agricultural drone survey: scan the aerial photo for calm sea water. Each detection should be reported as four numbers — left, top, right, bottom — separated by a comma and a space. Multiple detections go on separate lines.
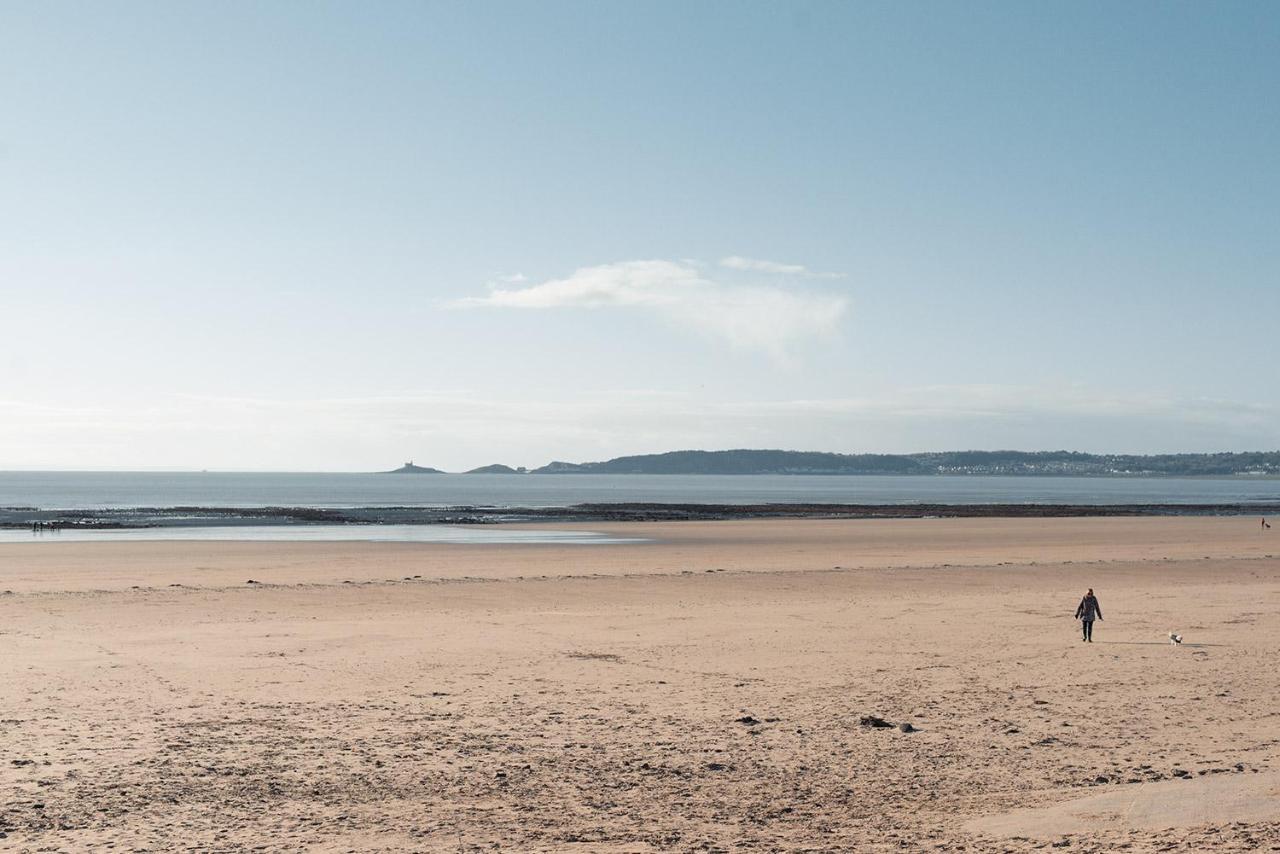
1, 471, 1278, 510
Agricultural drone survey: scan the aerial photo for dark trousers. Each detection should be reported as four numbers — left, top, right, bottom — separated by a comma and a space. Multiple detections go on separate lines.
1082, 619, 1094, 641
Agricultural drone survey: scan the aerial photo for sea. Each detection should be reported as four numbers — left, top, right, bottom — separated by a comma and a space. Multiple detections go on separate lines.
1, 471, 1276, 544
2, 471, 1279, 509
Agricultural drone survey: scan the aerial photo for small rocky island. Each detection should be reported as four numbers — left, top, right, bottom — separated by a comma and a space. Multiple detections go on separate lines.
465, 464, 526, 474
383, 461, 444, 474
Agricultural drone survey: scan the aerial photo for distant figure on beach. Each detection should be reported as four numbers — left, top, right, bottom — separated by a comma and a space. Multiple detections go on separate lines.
1264, 517, 1271, 530
1074, 588, 1102, 642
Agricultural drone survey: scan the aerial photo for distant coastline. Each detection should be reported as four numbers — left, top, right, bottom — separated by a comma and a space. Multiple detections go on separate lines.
382, 449, 1280, 478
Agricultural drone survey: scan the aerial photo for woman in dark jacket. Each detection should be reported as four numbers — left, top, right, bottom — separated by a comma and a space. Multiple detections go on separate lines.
1074, 588, 1102, 642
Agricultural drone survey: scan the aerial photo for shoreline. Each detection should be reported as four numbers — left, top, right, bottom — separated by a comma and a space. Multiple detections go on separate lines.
3, 515, 1276, 594
3, 499, 1280, 531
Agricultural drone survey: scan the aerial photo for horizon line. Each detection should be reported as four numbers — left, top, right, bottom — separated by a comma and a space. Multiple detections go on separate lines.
3, 446, 1280, 476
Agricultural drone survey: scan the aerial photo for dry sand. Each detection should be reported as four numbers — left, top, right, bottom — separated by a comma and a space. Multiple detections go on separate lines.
2, 517, 1279, 852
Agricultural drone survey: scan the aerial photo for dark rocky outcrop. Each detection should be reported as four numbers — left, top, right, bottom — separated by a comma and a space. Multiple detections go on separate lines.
382, 462, 444, 474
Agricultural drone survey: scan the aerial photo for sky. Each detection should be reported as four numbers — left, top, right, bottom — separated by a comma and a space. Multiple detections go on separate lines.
1, 1, 1278, 471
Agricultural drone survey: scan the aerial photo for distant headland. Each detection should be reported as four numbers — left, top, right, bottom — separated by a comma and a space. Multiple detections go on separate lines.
465, 464, 527, 475
380, 449, 1280, 477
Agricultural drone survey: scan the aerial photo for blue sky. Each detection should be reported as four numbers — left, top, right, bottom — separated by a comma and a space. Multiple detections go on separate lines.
1, 2, 1277, 470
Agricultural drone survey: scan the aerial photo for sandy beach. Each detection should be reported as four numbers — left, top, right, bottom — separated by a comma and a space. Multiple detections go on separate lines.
3, 517, 1279, 851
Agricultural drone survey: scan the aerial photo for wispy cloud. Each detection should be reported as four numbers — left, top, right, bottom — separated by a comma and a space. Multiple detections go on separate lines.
717, 386, 1280, 425
718, 256, 844, 278
456, 258, 849, 358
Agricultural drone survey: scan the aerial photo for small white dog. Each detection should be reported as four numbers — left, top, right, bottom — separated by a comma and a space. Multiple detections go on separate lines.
1168, 631, 1183, 645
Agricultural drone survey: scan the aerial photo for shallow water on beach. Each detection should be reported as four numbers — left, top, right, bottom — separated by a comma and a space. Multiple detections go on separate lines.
0, 524, 645, 545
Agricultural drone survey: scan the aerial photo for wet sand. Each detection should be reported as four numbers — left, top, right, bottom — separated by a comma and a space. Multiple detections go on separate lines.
2, 517, 1279, 851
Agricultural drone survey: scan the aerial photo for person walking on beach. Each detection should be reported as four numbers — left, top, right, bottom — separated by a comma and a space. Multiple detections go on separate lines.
1074, 588, 1102, 642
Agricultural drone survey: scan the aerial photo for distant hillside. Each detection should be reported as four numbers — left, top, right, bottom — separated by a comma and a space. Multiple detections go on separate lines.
382, 462, 444, 474
465, 464, 525, 474
535, 450, 920, 475
531, 449, 1280, 477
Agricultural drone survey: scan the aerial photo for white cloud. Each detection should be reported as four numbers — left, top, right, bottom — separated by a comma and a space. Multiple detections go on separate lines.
464, 260, 705, 309
719, 255, 844, 278
456, 259, 849, 358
